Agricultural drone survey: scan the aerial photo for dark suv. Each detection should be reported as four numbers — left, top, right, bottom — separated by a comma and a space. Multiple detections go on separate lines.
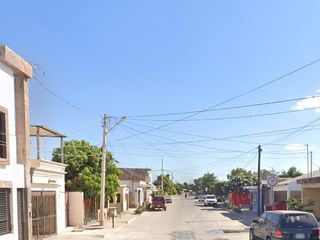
250, 210, 320, 240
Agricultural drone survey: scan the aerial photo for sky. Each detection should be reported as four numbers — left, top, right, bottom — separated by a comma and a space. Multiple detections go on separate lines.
1, 1, 320, 182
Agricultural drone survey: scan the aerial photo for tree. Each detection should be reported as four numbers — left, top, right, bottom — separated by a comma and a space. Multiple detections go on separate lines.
52, 140, 122, 200
193, 172, 218, 194
215, 181, 228, 196
259, 168, 279, 179
154, 174, 177, 195
279, 166, 302, 178
226, 168, 257, 193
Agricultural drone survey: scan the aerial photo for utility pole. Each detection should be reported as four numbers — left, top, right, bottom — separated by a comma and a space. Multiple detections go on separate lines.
100, 114, 107, 226
161, 158, 164, 192
257, 145, 262, 217
310, 151, 313, 178
306, 144, 309, 177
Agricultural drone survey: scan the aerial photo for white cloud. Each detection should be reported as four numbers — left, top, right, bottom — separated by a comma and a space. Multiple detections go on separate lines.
284, 143, 306, 151
292, 95, 320, 113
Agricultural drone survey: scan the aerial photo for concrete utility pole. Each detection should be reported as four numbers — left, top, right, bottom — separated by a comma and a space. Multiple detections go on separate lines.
161, 158, 164, 191
100, 114, 107, 226
306, 144, 309, 177
310, 151, 313, 178
257, 145, 262, 217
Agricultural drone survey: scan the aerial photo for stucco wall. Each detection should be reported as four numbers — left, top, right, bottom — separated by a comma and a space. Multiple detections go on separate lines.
0, 61, 24, 240
68, 192, 84, 227
303, 187, 320, 218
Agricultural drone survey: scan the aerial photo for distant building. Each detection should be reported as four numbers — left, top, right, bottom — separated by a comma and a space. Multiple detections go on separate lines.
119, 168, 153, 207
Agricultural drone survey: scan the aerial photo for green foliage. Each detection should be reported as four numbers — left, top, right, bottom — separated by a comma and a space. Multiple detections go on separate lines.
151, 190, 165, 197
279, 166, 302, 178
154, 174, 177, 195
193, 172, 218, 194
215, 181, 228, 196
224, 168, 257, 193
287, 197, 315, 213
287, 197, 303, 210
52, 140, 122, 200
260, 169, 279, 178
174, 183, 184, 194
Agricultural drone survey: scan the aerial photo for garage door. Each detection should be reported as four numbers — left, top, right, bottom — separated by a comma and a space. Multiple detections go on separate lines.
32, 191, 56, 239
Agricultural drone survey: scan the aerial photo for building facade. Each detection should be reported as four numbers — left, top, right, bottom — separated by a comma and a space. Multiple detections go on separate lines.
0, 45, 33, 240
119, 168, 153, 207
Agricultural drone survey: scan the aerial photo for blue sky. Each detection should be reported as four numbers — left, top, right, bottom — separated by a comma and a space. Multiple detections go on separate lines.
1, 1, 320, 182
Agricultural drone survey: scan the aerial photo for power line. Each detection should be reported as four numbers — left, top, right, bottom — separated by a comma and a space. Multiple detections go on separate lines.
119, 95, 320, 119
126, 107, 320, 122
124, 120, 320, 143
31, 64, 100, 117
112, 57, 320, 141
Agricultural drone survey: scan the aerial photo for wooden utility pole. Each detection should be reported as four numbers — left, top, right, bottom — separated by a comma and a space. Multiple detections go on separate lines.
100, 114, 107, 226
257, 145, 262, 217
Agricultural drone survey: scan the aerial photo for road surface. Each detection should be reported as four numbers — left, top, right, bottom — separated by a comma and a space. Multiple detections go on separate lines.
110, 195, 251, 240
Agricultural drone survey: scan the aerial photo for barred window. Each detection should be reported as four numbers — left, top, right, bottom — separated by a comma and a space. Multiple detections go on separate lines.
0, 108, 8, 161
0, 188, 11, 236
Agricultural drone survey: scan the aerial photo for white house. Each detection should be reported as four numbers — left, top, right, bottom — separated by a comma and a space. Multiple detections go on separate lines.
29, 125, 67, 238
119, 168, 153, 207
272, 177, 302, 202
0, 45, 33, 240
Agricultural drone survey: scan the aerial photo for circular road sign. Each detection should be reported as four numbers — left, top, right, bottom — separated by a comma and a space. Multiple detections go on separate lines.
267, 176, 278, 187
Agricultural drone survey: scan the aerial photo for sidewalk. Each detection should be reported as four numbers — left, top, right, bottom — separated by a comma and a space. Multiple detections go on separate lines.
220, 208, 257, 228
48, 209, 143, 240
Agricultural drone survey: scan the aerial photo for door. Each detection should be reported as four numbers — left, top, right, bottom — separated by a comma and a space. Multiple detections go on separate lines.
32, 191, 56, 239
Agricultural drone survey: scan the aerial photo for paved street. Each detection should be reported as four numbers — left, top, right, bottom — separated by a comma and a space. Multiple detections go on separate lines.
109, 196, 251, 240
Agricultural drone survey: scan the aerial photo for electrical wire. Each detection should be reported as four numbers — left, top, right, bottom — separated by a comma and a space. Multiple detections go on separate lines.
111, 57, 320, 142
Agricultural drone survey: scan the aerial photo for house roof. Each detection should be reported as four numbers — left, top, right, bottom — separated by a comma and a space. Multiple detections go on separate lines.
119, 168, 151, 181
30, 125, 66, 138
296, 171, 320, 184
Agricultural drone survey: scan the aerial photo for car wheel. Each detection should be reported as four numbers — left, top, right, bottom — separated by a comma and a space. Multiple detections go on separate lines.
249, 230, 256, 240
164, 207, 167, 211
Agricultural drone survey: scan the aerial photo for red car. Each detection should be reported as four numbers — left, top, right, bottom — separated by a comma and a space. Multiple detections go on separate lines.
151, 196, 167, 211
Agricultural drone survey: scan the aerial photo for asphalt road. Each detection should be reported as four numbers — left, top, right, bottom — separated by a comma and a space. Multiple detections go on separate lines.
109, 196, 251, 240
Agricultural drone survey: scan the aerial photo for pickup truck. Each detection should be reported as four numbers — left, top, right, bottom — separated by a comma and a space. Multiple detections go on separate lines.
151, 196, 167, 211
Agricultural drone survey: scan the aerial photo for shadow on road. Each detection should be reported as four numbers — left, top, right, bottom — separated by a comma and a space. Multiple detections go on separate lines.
219, 209, 256, 227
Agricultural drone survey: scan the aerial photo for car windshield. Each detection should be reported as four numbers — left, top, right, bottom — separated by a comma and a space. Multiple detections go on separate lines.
206, 196, 216, 199
281, 214, 318, 228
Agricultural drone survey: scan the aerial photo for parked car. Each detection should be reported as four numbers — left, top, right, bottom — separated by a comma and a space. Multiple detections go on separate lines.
165, 195, 173, 204
250, 210, 320, 240
198, 194, 205, 203
204, 195, 218, 207
151, 196, 167, 211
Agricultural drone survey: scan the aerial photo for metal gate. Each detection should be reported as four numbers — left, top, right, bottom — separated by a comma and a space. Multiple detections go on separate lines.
32, 191, 56, 239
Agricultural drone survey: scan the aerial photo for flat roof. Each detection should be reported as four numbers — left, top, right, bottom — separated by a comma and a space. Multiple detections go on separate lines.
30, 125, 66, 138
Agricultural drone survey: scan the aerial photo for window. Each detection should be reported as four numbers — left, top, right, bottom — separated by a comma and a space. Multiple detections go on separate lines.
0, 107, 8, 163
280, 213, 318, 228
116, 194, 121, 203
0, 188, 11, 236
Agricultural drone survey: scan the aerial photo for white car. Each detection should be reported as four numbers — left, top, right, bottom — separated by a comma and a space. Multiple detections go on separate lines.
204, 195, 218, 206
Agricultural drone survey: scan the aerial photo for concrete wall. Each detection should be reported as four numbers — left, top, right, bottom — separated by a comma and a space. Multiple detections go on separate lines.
0, 61, 24, 240
302, 183, 320, 218
68, 192, 84, 227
